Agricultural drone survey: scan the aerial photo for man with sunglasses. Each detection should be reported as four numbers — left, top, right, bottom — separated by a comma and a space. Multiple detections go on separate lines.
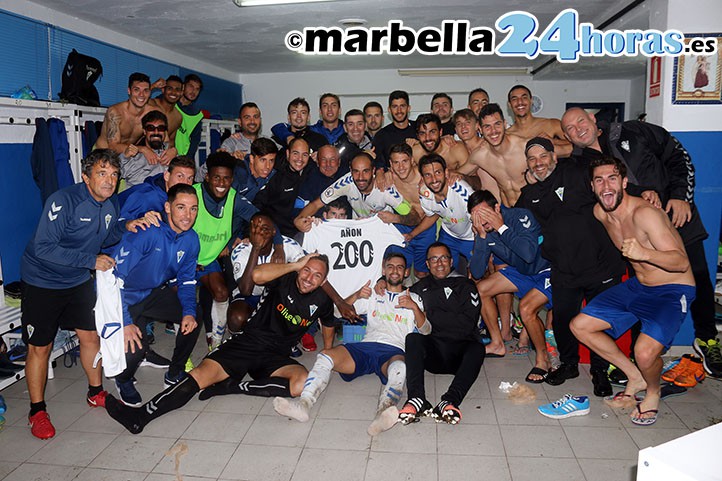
119, 110, 172, 188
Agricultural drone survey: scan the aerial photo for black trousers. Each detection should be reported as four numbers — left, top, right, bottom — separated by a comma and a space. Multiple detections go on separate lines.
116, 286, 201, 382
405, 333, 485, 406
686, 240, 717, 341
552, 275, 622, 372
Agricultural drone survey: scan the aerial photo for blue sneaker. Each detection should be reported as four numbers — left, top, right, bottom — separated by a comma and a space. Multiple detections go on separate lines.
290, 345, 302, 358
537, 394, 590, 419
115, 379, 143, 407
164, 370, 187, 388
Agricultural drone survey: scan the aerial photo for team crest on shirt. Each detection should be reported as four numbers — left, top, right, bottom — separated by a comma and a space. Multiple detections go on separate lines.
545, 278, 551, 290
27, 325, 34, 339
309, 304, 317, 316
324, 188, 334, 198
105, 213, 112, 229
444, 287, 452, 299
177, 250, 185, 263
555, 187, 564, 202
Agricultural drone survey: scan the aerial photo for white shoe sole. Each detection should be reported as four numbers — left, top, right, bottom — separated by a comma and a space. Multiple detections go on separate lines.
537, 407, 590, 419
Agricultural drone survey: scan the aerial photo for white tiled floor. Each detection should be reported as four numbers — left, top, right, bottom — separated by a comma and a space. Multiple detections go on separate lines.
1, 331, 721, 481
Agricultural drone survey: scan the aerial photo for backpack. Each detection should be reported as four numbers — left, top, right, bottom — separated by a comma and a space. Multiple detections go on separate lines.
58, 49, 103, 107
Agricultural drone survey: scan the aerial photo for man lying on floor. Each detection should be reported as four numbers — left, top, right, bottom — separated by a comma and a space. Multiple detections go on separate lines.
106, 253, 333, 434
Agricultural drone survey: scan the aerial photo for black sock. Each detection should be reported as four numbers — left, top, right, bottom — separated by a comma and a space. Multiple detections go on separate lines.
88, 384, 103, 397
239, 377, 291, 397
29, 401, 47, 416
107, 375, 200, 434
198, 376, 291, 400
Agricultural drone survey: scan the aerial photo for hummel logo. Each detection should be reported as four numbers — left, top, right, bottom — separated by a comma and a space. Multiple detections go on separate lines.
48, 202, 62, 221
146, 401, 157, 415
602, 277, 614, 284
287, 295, 294, 304
532, 199, 540, 203
80, 217, 91, 222
284, 188, 294, 192
621, 140, 630, 152
520, 215, 531, 229
65, 64, 74, 77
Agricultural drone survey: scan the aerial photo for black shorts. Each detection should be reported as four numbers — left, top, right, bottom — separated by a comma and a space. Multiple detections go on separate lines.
21, 278, 96, 346
206, 334, 300, 380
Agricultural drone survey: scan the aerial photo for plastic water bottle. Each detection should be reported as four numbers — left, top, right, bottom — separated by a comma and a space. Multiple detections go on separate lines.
545, 330, 561, 370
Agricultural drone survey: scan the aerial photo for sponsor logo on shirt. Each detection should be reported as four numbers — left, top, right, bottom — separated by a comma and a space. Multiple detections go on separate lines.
277, 303, 312, 326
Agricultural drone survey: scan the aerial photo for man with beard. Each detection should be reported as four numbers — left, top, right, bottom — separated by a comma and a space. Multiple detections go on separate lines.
561, 107, 720, 379
175, 74, 204, 157
398, 242, 485, 425
119, 110, 172, 188
363, 101, 384, 139
571, 157, 694, 425
372, 90, 416, 169
335, 109, 373, 172
386, 143, 436, 279
412, 113, 469, 171
453, 109, 501, 200
431, 93, 456, 136
107, 184, 202, 406
456, 104, 529, 207
271, 98, 328, 158
506, 85, 571, 157
273, 253, 430, 436
516, 138, 624, 393
147, 75, 183, 151
106, 254, 335, 434
294, 153, 418, 232
220, 102, 263, 159
96, 73, 155, 158
467, 88, 490, 118
310, 93, 345, 144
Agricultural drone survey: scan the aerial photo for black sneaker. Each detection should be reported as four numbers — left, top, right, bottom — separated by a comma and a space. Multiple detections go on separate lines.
140, 350, 171, 369
607, 366, 628, 387
591, 369, 612, 397
290, 345, 302, 358
545, 363, 579, 386
115, 378, 142, 407
693, 338, 722, 378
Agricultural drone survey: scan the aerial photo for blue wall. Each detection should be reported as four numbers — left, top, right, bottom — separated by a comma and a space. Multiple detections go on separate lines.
672, 130, 722, 345
0, 9, 241, 118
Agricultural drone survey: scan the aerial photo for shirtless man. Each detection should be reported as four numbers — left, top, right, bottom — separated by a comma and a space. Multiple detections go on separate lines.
506, 85, 572, 157
467, 88, 490, 118
571, 157, 695, 426
457, 103, 528, 207
412, 113, 468, 171
148, 75, 183, 154
96, 73, 157, 161
453, 109, 500, 200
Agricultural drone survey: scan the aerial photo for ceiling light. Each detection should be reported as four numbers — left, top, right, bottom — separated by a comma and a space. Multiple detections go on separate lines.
397, 67, 530, 77
234, 0, 336, 6
338, 18, 367, 27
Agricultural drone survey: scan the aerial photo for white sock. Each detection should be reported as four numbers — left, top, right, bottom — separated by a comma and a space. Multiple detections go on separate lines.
300, 352, 334, 405
378, 360, 405, 412
211, 299, 229, 342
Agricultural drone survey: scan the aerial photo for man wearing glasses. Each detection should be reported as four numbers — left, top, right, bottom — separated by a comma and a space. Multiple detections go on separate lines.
119, 110, 172, 188
398, 242, 485, 426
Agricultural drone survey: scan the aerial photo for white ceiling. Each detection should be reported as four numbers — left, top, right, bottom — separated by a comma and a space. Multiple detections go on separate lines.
26, 0, 651, 79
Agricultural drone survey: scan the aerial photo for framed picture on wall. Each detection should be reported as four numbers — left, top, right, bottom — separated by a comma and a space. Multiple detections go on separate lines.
672, 33, 721, 104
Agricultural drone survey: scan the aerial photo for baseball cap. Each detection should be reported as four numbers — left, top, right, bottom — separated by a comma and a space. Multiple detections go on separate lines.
524, 137, 554, 155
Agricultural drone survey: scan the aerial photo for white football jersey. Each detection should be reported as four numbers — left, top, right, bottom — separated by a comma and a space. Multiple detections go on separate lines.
419, 179, 474, 240
321, 172, 406, 218
302, 216, 405, 298
230, 236, 305, 297
354, 290, 425, 351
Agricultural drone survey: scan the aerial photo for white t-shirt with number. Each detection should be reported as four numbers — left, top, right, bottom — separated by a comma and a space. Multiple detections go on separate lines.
320, 172, 407, 219
353, 290, 425, 351
302, 216, 405, 298
419, 179, 474, 240
230, 236, 305, 297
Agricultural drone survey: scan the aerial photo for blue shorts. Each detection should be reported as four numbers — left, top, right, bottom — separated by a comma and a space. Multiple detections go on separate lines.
581, 277, 695, 349
439, 230, 474, 269
230, 294, 260, 308
499, 266, 552, 309
195, 259, 222, 281
389, 223, 436, 274
339, 341, 404, 385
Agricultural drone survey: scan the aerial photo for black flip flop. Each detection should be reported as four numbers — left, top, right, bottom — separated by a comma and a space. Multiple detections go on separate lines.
525, 367, 548, 384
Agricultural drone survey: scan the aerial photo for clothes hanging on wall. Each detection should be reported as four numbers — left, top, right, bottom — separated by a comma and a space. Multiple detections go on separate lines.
48, 118, 74, 189
30, 117, 59, 204
82, 120, 99, 158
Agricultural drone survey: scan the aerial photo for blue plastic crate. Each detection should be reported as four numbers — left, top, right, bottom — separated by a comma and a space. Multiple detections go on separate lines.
342, 324, 366, 344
